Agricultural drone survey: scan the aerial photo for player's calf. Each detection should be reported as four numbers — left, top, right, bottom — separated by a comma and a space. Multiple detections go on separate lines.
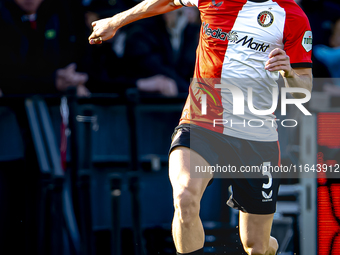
172, 187, 205, 254
169, 146, 211, 254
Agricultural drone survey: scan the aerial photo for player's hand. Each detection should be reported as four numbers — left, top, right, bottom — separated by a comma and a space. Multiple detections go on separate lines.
88, 17, 119, 45
77, 84, 91, 97
159, 76, 178, 97
136, 75, 178, 97
265, 48, 294, 77
56, 63, 89, 91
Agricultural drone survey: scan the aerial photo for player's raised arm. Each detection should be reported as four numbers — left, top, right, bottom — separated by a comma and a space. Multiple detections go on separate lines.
88, 0, 184, 44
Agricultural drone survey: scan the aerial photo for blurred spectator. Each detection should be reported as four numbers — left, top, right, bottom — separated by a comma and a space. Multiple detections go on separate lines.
301, 0, 340, 46
123, 7, 200, 96
84, 0, 188, 97
314, 18, 340, 93
175, 7, 200, 82
0, 0, 90, 96
314, 18, 340, 78
83, 0, 130, 94
300, 0, 340, 79
0, 2, 90, 250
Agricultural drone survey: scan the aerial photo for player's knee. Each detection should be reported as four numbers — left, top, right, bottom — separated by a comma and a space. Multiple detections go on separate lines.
244, 247, 267, 255
243, 243, 269, 255
173, 189, 200, 226
242, 235, 278, 255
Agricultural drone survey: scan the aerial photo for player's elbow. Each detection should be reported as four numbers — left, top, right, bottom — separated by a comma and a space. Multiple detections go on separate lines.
304, 76, 313, 93
290, 76, 313, 99
292, 84, 313, 99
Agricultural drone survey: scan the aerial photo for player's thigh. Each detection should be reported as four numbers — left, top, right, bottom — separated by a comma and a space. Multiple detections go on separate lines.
239, 211, 274, 251
169, 146, 212, 199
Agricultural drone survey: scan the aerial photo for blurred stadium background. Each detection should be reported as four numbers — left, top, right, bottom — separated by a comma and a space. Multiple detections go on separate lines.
0, 0, 339, 254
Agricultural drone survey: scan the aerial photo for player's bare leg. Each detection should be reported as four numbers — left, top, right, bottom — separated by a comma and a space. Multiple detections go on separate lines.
239, 212, 278, 255
169, 146, 212, 254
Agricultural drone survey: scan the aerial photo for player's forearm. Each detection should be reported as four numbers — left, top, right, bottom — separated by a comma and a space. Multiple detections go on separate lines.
113, 0, 182, 29
265, 48, 313, 99
283, 69, 313, 99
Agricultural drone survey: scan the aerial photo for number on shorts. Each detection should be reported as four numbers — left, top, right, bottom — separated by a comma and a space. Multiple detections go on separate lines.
262, 162, 272, 189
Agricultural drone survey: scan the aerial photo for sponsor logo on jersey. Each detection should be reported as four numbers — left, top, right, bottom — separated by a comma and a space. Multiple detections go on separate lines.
257, 11, 274, 27
236, 35, 270, 52
227, 31, 238, 43
202, 23, 270, 52
202, 23, 238, 42
202, 22, 228, 41
302, 31, 313, 52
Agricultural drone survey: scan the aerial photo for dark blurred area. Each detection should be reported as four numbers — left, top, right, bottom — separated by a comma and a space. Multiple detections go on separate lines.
0, 0, 339, 254
0, 0, 90, 96
299, 0, 340, 92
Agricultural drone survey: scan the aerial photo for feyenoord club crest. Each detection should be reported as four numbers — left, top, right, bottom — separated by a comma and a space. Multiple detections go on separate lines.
257, 11, 274, 27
